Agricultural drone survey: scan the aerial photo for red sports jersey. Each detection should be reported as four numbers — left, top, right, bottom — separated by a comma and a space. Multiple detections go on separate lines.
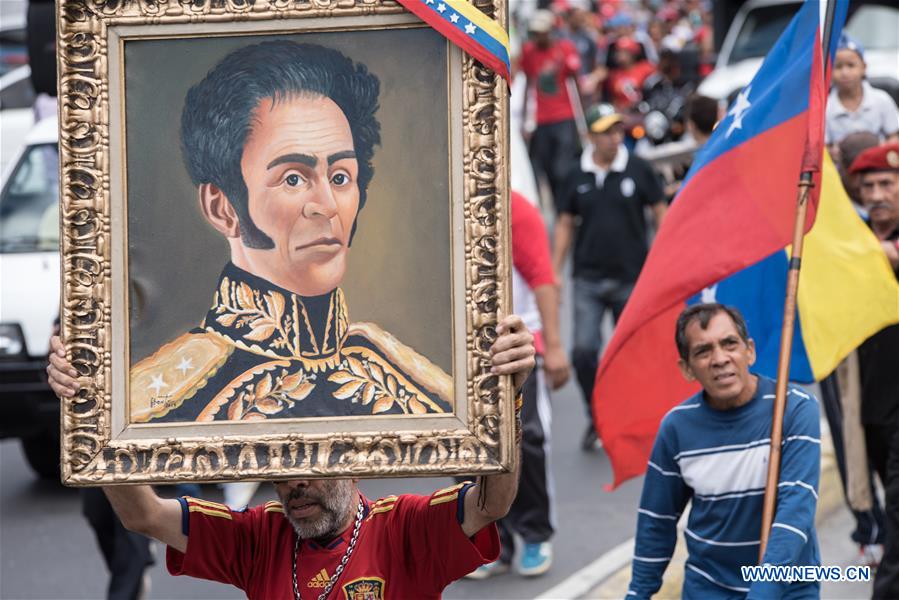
167, 483, 498, 599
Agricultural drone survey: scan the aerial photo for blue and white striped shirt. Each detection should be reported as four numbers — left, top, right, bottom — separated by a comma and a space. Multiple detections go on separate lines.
628, 375, 821, 599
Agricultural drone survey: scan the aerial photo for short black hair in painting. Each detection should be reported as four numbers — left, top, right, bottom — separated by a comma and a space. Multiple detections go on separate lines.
180, 41, 381, 248
675, 303, 751, 361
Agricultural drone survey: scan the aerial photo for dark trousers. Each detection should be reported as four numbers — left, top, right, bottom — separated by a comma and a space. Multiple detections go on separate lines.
528, 119, 580, 210
498, 367, 554, 561
819, 373, 885, 545
868, 420, 899, 599
460, 369, 554, 562
571, 277, 632, 422
82, 488, 154, 600
874, 424, 899, 599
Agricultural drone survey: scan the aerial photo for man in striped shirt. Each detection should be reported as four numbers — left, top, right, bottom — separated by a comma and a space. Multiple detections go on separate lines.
628, 303, 821, 599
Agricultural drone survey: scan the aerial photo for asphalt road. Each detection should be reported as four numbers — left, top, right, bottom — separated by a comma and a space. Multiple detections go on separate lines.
0, 383, 644, 600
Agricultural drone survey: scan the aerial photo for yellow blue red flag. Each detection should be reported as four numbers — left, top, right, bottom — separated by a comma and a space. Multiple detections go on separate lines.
593, 0, 852, 487
396, 0, 511, 83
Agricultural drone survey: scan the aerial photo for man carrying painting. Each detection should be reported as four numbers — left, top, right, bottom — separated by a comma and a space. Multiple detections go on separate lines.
47, 315, 536, 599
627, 303, 821, 599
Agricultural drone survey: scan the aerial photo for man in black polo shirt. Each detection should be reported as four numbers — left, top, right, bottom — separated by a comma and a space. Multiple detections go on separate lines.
553, 103, 667, 450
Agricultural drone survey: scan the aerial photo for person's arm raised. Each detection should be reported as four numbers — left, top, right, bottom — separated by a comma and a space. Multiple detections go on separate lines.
47, 335, 188, 552
104, 486, 188, 552
460, 315, 535, 538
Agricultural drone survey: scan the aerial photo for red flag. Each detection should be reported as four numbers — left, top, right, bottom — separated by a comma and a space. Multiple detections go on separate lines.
593, 0, 846, 489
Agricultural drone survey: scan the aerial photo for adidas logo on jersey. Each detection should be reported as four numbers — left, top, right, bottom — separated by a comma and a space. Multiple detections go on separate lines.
308, 569, 330, 588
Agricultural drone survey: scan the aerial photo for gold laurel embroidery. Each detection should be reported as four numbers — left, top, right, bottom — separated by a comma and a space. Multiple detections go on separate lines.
227, 367, 317, 421
214, 276, 293, 352
327, 354, 428, 415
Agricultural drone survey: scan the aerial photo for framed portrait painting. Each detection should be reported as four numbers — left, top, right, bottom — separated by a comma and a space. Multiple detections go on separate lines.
57, 0, 511, 484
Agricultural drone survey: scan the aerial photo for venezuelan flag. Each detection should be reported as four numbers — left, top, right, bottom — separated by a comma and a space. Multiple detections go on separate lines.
593, 0, 851, 488
686, 154, 899, 384
395, 0, 511, 82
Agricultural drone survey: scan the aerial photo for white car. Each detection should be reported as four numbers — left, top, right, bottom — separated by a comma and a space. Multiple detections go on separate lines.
700, 0, 899, 104
0, 114, 61, 478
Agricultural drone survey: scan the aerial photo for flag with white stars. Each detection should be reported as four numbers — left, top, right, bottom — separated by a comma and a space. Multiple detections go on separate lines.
395, 0, 510, 83
591, 0, 849, 488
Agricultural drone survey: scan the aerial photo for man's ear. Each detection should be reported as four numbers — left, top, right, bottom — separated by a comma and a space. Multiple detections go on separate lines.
677, 358, 696, 382
747, 338, 756, 367
199, 183, 240, 239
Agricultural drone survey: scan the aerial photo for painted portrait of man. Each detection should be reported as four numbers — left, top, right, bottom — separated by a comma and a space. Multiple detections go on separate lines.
127, 40, 454, 423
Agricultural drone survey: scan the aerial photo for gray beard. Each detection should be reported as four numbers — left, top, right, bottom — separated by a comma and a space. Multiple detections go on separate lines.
284, 479, 356, 541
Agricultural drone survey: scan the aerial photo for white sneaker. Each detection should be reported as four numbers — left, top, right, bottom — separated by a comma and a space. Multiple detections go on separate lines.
465, 560, 511, 580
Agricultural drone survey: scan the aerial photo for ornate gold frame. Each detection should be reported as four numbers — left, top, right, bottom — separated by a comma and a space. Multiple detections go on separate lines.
57, 0, 510, 484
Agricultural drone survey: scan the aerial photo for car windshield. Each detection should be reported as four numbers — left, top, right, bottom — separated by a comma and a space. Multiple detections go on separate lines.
728, 4, 796, 65
729, 3, 899, 65
844, 5, 899, 51
0, 143, 59, 253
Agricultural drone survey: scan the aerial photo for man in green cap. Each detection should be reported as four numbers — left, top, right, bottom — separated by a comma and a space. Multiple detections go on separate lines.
553, 103, 667, 450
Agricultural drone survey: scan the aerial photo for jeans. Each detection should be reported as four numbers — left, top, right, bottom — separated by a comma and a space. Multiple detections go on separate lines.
571, 277, 633, 420
528, 119, 580, 210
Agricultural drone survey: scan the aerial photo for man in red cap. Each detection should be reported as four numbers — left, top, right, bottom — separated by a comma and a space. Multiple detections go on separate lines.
519, 9, 583, 210
848, 142, 899, 599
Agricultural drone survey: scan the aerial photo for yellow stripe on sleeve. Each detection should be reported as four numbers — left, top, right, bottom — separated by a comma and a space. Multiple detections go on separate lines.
368, 504, 397, 516
432, 483, 466, 498
187, 497, 231, 512
429, 492, 459, 506
188, 505, 233, 520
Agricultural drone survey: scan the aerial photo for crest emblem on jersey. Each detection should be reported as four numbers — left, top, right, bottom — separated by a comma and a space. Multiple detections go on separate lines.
342, 577, 385, 600
620, 177, 636, 197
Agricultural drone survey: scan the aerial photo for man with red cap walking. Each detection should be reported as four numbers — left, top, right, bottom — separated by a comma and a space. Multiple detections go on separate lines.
848, 142, 899, 599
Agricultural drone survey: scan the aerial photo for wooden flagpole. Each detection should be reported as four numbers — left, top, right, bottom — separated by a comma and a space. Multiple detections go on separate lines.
758, 0, 838, 561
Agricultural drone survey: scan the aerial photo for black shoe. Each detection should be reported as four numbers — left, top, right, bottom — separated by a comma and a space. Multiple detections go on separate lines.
581, 426, 598, 451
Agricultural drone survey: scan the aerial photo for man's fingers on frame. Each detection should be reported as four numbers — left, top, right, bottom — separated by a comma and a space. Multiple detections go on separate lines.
496, 315, 525, 334
47, 363, 78, 388
50, 336, 65, 356
492, 357, 536, 375
48, 352, 77, 376
491, 347, 536, 369
491, 344, 535, 361
490, 332, 534, 355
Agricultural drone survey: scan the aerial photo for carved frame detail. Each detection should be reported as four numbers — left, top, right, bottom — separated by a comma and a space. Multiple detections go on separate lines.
57, 0, 510, 484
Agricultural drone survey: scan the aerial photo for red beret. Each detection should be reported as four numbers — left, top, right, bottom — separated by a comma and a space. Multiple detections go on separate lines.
848, 142, 899, 175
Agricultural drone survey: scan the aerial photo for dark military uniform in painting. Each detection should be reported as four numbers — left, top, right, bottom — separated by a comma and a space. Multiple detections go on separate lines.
130, 264, 452, 422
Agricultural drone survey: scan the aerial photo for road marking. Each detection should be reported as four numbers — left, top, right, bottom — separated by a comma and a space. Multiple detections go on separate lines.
534, 537, 635, 600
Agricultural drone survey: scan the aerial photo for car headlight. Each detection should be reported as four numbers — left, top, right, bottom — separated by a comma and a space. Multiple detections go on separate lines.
0, 324, 26, 358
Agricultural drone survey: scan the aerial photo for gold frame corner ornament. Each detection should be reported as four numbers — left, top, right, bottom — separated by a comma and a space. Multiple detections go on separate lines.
57, 0, 512, 485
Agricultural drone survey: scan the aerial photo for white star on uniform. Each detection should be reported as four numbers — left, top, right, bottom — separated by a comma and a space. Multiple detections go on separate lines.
465, 22, 476, 35
450, 13, 459, 23
425, 0, 434, 3
726, 85, 752, 138
176, 356, 194, 375
700, 283, 719, 303
437, 3, 446, 12
148, 374, 167, 394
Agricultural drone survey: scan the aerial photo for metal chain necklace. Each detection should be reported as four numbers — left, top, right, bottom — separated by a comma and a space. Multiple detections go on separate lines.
292, 499, 365, 600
